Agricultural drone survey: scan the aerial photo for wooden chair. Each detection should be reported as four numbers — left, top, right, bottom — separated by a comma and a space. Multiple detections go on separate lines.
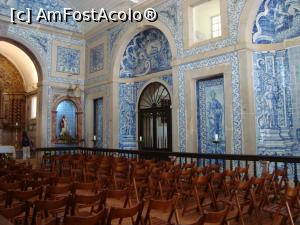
131, 166, 150, 203
54, 177, 74, 186
71, 159, 84, 182
70, 192, 106, 216
106, 201, 144, 225
263, 187, 300, 225
196, 203, 230, 225
209, 172, 226, 208
158, 172, 177, 200
223, 178, 255, 225
10, 186, 43, 207
96, 158, 112, 189
31, 196, 71, 225
0, 203, 28, 225
74, 182, 98, 195
112, 161, 131, 189
177, 169, 195, 216
105, 188, 131, 208
44, 184, 72, 200
144, 196, 180, 225
235, 165, 249, 182
190, 175, 213, 214
63, 208, 107, 225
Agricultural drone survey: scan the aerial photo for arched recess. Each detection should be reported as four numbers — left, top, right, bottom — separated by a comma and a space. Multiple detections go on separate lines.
111, 20, 178, 80
0, 36, 46, 147
51, 96, 83, 145
137, 81, 172, 151
113, 21, 177, 150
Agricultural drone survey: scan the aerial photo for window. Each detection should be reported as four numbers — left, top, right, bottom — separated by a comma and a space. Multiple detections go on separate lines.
211, 15, 221, 38
192, 0, 221, 42
30, 96, 37, 119
183, 0, 226, 48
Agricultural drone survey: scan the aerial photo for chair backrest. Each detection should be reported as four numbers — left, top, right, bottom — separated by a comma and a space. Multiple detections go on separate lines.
32, 196, 71, 225
74, 182, 97, 193
64, 208, 107, 225
0, 203, 27, 222
144, 197, 179, 225
199, 205, 230, 225
11, 186, 43, 206
71, 192, 106, 215
45, 184, 72, 199
107, 201, 144, 225
105, 188, 130, 208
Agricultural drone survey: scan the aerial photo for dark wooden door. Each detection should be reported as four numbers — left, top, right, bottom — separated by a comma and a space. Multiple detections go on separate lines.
138, 82, 172, 152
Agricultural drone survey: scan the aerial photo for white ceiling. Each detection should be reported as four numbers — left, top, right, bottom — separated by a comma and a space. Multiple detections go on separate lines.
70, 0, 141, 33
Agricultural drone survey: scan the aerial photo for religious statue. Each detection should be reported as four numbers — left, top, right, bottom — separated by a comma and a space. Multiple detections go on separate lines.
207, 90, 223, 141
60, 115, 68, 136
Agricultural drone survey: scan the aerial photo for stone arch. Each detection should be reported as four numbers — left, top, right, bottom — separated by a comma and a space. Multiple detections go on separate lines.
0, 36, 45, 83
237, 0, 262, 44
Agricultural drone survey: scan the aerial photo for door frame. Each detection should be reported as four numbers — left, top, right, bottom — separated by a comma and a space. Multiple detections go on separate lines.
137, 82, 172, 152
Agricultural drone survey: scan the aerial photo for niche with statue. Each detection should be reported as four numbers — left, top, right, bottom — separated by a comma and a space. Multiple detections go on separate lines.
51, 96, 83, 145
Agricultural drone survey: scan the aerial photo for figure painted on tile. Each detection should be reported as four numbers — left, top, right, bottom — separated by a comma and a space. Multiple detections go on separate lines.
273, 2, 290, 32
286, 0, 300, 16
60, 115, 68, 136
261, 84, 279, 128
207, 90, 223, 141
124, 111, 134, 135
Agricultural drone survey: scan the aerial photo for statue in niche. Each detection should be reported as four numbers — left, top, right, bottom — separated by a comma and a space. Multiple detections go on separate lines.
207, 90, 223, 141
60, 115, 68, 136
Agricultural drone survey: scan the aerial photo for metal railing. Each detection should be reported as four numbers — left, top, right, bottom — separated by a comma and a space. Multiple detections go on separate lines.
36, 147, 300, 185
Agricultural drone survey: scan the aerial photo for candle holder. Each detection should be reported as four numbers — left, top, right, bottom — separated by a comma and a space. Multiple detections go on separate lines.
212, 134, 220, 154
92, 135, 97, 148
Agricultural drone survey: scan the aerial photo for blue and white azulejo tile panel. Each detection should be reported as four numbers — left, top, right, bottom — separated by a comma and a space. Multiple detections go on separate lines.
253, 50, 295, 155
119, 83, 137, 149
120, 28, 172, 78
196, 77, 226, 154
56, 46, 80, 75
253, 0, 300, 44
0, 0, 80, 32
89, 44, 104, 74
94, 98, 104, 147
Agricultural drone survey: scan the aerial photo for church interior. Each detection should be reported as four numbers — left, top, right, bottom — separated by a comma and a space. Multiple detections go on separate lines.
1, 0, 300, 224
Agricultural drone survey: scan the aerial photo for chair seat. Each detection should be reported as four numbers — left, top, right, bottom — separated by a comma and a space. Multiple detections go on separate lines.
263, 204, 300, 218
150, 216, 174, 225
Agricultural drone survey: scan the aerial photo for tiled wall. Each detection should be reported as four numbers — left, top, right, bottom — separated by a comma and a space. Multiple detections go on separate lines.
120, 28, 172, 78
289, 46, 300, 144
253, 0, 300, 44
119, 75, 173, 149
0, 0, 80, 32
196, 77, 226, 154
94, 98, 104, 147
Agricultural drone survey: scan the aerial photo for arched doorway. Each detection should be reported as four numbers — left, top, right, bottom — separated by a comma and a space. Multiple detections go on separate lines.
138, 82, 172, 151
